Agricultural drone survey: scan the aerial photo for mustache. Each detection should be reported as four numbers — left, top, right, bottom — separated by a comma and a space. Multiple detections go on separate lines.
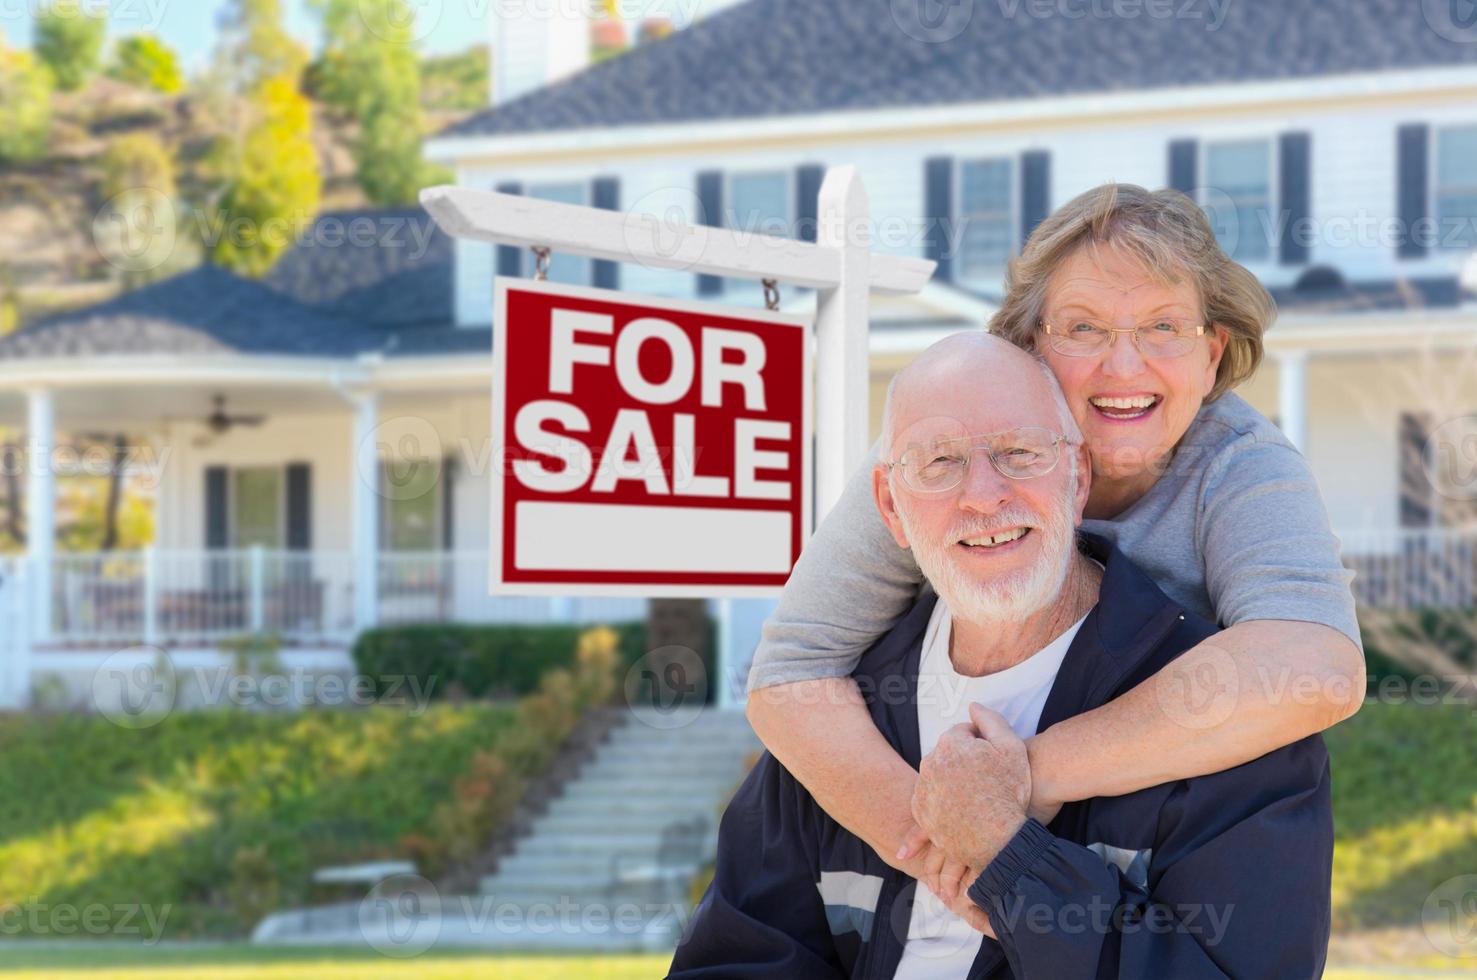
945, 508, 1044, 541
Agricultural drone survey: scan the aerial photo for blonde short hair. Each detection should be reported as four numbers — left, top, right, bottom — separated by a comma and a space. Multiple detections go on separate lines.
987, 183, 1274, 402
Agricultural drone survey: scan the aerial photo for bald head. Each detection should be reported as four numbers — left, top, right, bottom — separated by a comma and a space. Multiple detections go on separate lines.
880, 332, 1079, 458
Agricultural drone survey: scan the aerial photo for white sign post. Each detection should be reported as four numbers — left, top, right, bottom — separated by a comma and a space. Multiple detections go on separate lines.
421, 167, 936, 706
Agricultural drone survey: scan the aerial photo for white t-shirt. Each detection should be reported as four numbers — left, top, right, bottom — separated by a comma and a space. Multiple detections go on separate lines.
892, 598, 1090, 980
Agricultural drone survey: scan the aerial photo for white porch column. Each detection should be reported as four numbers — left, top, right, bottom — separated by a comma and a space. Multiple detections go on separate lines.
351, 391, 380, 631
1277, 350, 1309, 455
26, 386, 53, 655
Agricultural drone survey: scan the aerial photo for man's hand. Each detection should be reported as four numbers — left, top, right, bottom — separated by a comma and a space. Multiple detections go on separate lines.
912, 703, 1032, 870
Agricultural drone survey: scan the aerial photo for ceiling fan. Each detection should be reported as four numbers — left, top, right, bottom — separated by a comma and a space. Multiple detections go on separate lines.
191, 395, 266, 447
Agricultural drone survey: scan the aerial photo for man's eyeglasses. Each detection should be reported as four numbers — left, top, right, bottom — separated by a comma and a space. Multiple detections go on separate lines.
884, 427, 1076, 494
1040, 316, 1206, 358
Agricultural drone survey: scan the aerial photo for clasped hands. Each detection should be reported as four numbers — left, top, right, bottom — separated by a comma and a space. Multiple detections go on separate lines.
897, 703, 1058, 938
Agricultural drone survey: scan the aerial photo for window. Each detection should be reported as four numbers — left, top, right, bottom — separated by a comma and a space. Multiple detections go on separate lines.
727, 171, 790, 238
1436, 125, 1477, 251
1204, 140, 1273, 262
232, 467, 283, 548
958, 157, 1015, 279
527, 183, 591, 283
381, 458, 443, 552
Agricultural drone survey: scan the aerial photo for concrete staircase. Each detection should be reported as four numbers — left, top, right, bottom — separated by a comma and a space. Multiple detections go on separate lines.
252, 705, 762, 952
475, 706, 761, 950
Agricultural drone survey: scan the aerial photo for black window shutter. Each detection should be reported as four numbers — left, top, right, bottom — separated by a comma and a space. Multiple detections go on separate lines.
495, 181, 523, 277
285, 462, 311, 551
696, 170, 724, 296
1399, 412, 1434, 528
924, 156, 954, 282
1168, 139, 1198, 197
1397, 124, 1430, 260
441, 455, 456, 551
1020, 150, 1051, 247
205, 466, 228, 549
592, 176, 620, 290
1278, 132, 1312, 266
796, 164, 825, 243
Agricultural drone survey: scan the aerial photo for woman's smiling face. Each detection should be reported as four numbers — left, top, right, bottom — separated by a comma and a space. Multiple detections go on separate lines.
1034, 244, 1228, 492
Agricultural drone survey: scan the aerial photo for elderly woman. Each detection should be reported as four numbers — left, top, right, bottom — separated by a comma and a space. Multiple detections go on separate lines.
744, 182, 1365, 906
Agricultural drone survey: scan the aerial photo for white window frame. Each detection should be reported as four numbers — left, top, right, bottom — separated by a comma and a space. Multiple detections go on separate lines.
379, 458, 445, 553
1200, 137, 1278, 265
722, 169, 794, 296
228, 465, 286, 550
955, 155, 1018, 286
1433, 123, 1477, 253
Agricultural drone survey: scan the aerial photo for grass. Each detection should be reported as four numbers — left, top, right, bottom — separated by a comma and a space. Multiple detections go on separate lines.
1327, 700, 1477, 931
0, 706, 519, 938
0, 946, 1468, 978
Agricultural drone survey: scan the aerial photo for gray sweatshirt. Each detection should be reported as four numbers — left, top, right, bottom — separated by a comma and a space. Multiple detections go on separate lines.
747, 391, 1361, 691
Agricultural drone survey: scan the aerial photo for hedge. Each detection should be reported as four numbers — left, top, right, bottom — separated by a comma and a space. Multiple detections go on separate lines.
351, 619, 717, 702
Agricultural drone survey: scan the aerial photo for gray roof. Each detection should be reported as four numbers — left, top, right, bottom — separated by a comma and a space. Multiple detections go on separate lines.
441, 0, 1477, 140
0, 211, 490, 363
0, 265, 379, 360
263, 207, 454, 331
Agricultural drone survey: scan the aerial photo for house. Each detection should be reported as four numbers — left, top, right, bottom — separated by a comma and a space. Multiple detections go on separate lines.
1, 0, 1474, 710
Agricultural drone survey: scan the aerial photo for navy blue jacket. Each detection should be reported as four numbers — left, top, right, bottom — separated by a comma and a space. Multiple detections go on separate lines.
668, 533, 1333, 979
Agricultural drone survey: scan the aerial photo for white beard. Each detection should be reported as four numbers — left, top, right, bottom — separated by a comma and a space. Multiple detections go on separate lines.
901, 470, 1078, 627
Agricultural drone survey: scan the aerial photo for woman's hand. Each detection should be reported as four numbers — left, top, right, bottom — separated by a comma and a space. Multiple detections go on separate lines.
897, 821, 972, 905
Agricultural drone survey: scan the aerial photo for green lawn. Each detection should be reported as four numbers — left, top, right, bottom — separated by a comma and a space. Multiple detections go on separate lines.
0, 946, 1469, 978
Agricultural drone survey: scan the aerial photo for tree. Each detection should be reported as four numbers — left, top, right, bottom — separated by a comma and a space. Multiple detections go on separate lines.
0, 39, 54, 163
206, 76, 321, 277
99, 133, 177, 201
214, 0, 308, 93
33, 0, 107, 92
310, 0, 434, 205
108, 34, 184, 94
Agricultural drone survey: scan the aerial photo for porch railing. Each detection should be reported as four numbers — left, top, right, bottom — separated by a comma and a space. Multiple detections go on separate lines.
44, 547, 649, 647
1339, 527, 1477, 610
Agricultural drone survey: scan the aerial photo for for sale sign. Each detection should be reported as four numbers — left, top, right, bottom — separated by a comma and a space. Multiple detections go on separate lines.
491, 278, 813, 596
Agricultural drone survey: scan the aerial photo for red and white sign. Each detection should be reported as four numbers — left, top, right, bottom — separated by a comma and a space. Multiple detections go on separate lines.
491, 278, 813, 596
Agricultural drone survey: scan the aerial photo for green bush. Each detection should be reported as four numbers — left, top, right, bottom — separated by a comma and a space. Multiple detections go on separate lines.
351, 620, 715, 701
34, 1, 107, 92
1357, 606, 1477, 682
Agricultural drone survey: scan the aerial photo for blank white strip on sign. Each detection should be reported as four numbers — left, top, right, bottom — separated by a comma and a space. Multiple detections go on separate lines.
514, 502, 792, 574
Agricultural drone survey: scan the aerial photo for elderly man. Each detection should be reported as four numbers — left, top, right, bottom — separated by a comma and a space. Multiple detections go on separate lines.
667, 333, 1332, 979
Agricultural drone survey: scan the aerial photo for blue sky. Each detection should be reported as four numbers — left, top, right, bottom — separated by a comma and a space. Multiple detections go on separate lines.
0, 0, 489, 67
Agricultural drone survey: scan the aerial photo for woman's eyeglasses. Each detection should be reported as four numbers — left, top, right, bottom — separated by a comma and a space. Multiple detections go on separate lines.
1040, 317, 1206, 358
